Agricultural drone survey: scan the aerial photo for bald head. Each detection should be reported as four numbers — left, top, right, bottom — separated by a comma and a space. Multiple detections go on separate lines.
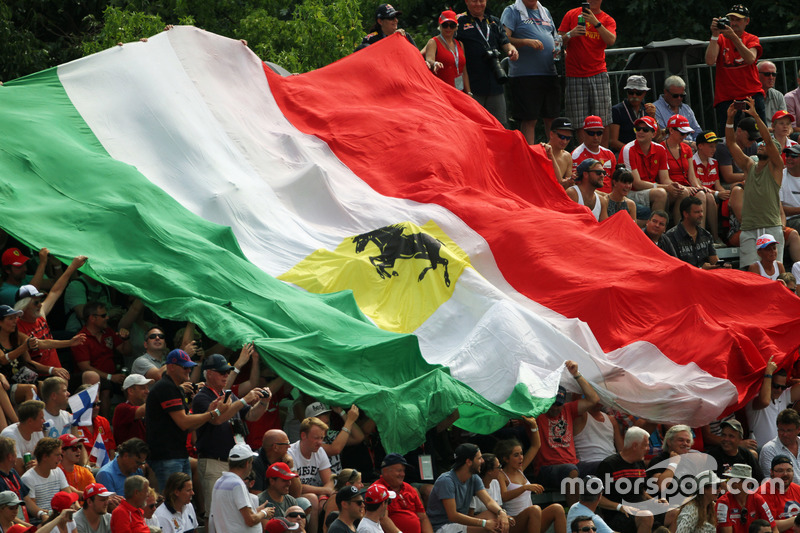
262, 429, 290, 454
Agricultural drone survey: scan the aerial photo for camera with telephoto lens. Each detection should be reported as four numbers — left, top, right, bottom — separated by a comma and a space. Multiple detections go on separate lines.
230, 417, 249, 438
717, 16, 730, 29
483, 49, 508, 84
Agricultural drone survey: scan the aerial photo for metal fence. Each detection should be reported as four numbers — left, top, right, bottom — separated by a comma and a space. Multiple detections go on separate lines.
604, 34, 800, 133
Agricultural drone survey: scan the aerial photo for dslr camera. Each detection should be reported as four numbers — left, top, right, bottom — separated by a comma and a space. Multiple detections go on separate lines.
717, 16, 730, 29
484, 49, 508, 84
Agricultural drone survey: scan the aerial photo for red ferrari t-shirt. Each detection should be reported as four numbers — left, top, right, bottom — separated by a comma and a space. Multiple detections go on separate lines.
535, 401, 579, 467
621, 140, 668, 184
713, 32, 764, 105
572, 144, 617, 193
17, 316, 61, 369
693, 154, 720, 189
661, 142, 693, 186
558, 8, 616, 77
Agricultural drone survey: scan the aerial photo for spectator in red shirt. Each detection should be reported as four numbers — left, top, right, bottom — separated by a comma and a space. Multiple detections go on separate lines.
375, 454, 432, 533
717, 463, 777, 533
557, 0, 616, 146
661, 115, 708, 234
72, 384, 115, 464
110, 475, 150, 533
705, 4, 765, 133
14, 255, 88, 380
112, 375, 151, 447
535, 361, 598, 507
70, 301, 130, 419
620, 116, 675, 221
572, 116, 616, 194
758, 455, 800, 529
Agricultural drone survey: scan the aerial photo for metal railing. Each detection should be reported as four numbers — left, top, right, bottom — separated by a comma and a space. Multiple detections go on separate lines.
604, 34, 800, 133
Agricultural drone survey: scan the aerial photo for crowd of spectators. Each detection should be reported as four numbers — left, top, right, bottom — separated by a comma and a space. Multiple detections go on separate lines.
358, 1, 800, 282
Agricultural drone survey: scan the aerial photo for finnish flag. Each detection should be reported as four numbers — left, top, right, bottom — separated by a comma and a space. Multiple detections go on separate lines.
68, 383, 98, 427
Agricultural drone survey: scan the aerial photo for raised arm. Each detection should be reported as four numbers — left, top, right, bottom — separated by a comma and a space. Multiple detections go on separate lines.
725, 104, 755, 173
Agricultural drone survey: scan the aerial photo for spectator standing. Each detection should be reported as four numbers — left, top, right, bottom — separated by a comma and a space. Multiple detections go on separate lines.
359, 4, 416, 48
456, 0, 519, 127
654, 76, 703, 145
501, 0, 559, 144
422, 11, 470, 94
146, 349, 229, 491
610, 76, 656, 153
758, 61, 787, 127
109, 475, 150, 533
706, 5, 765, 132
73, 483, 114, 533
724, 99, 784, 268
209, 444, 274, 533
112, 375, 151, 446
557, 0, 616, 146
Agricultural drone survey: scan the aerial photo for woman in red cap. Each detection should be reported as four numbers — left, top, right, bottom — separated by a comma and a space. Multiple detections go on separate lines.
422, 11, 471, 94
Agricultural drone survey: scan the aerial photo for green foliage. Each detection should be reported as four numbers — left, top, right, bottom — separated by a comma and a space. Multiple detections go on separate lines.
239, 0, 365, 73
0, 4, 48, 81
82, 6, 166, 55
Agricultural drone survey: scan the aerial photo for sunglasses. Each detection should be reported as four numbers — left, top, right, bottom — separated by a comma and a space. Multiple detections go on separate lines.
677, 131, 690, 136
287, 512, 307, 519
65, 445, 82, 451
668, 92, 686, 99
349, 499, 365, 506
759, 72, 777, 77
555, 132, 571, 141
589, 169, 607, 176
773, 383, 789, 390
585, 130, 603, 137
147, 333, 165, 340
627, 90, 645, 96
442, 22, 457, 29
634, 126, 654, 133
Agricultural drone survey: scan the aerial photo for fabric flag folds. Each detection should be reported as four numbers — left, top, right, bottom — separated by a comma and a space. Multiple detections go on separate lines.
69, 384, 98, 428
0, 26, 799, 452
90, 433, 110, 467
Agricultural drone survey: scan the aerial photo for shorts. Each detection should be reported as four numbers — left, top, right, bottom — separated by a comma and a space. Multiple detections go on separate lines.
537, 463, 578, 488
435, 523, 468, 533
628, 189, 653, 208
565, 72, 612, 128
510, 75, 560, 122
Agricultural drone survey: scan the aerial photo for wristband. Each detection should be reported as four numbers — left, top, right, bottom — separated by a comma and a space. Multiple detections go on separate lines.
48, 367, 54, 375
214, 408, 221, 417
531, 427, 538, 432
573, 372, 583, 380
594, 22, 602, 28
37, 510, 46, 518
616, 504, 622, 511
710, 36, 718, 41
482, 520, 487, 528
341, 426, 351, 434
232, 367, 241, 374
668, 462, 678, 470
240, 398, 248, 407
726, 123, 735, 129
764, 374, 773, 378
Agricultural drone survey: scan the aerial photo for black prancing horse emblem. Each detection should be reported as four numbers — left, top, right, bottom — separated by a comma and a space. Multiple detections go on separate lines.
352, 224, 451, 287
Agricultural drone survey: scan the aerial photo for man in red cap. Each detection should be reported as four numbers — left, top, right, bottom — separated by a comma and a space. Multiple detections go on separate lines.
0, 248, 49, 307
260, 462, 300, 517
572, 116, 616, 194
358, 484, 396, 533
57, 434, 94, 493
620, 116, 675, 218
74, 483, 114, 533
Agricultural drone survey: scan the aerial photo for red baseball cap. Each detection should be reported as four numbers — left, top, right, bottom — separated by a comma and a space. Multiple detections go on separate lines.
582, 115, 604, 130
7, 525, 36, 533
772, 109, 796, 125
667, 114, 693, 134
634, 116, 657, 131
84, 483, 115, 500
58, 434, 86, 447
439, 10, 458, 25
51, 491, 79, 513
265, 462, 298, 480
266, 518, 300, 533
365, 484, 397, 504
1, 248, 29, 267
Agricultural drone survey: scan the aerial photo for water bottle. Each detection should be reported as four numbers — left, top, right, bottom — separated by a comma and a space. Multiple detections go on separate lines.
578, 14, 585, 27
553, 34, 563, 61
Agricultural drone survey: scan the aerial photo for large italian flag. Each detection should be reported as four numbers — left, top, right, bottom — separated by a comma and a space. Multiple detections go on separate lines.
2, 27, 798, 452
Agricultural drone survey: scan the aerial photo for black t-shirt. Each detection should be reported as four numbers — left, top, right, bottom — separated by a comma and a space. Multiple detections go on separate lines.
146, 374, 190, 460
192, 386, 249, 461
456, 12, 510, 96
328, 519, 356, 533
595, 453, 647, 524
707, 445, 764, 481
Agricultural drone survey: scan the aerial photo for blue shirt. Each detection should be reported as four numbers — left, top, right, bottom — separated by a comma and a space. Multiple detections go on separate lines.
0, 275, 32, 306
654, 95, 703, 142
95, 457, 143, 495
567, 502, 613, 533
428, 470, 486, 530
500, 3, 556, 77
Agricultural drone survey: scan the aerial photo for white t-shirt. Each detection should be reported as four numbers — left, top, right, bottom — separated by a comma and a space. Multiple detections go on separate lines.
0, 423, 44, 458
357, 516, 384, 533
780, 169, 800, 215
746, 387, 792, 446
471, 479, 500, 514
288, 441, 331, 487
43, 409, 73, 438
209, 471, 259, 533
154, 502, 198, 533
21, 467, 69, 511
